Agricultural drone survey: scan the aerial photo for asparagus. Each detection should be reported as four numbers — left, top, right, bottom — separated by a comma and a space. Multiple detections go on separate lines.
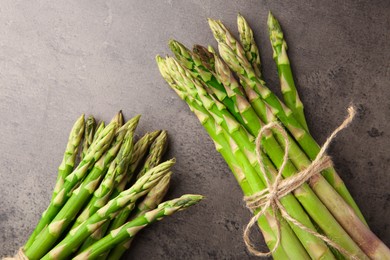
74, 195, 203, 260
137, 130, 168, 179
192, 44, 318, 195
266, 12, 309, 132
92, 121, 105, 143
24, 113, 118, 251
79, 131, 167, 252
82, 115, 97, 159
105, 173, 172, 260
50, 114, 85, 205
208, 19, 390, 258
200, 24, 389, 258
41, 159, 175, 260
164, 56, 370, 259
85, 131, 163, 249
237, 14, 263, 80
24, 116, 139, 259
187, 45, 372, 255
106, 130, 169, 236
209, 52, 377, 258
208, 18, 366, 224
158, 56, 313, 259
71, 116, 140, 230
169, 40, 245, 125
109, 130, 162, 200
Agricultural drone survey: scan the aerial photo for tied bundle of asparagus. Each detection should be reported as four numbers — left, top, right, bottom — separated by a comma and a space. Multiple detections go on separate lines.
13, 112, 202, 260
156, 12, 390, 259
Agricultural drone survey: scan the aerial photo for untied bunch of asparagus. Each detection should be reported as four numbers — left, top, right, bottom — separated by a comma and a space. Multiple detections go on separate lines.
156, 12, 390, 259
21, 112, 202, 260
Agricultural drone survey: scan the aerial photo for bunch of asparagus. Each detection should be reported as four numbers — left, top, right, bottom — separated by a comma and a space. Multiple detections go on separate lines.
20, 112, 202, 260
156, 12, 390, 259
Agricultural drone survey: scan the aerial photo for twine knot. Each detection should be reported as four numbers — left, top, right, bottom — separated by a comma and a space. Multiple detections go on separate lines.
243, 106, 358, 259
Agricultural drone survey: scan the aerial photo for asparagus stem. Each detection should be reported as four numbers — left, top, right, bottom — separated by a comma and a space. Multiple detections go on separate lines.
82, 115, 97, 160
158, 56, 311, 259
193, 45, 318, 199
169, 40, 246, 126
210, 18, 390, 258
79, 131, 168, 257
104, 130, 169, 238
106, 173, 172, 260
237, 14, 263, 80
80, 130, 165, 254
41, 159, 175, 260
208, 18, 367, 225
266, 12, 309, 132
137, 130, 168, 179
25, 116, 139, 259
24, 114, 118, 252
74, 195, 203, 260
128, 131, 162, 179
71, 116, 140, 230
98, 133, 169, 258
50, 114, 85, 205
165, 55, 373, 259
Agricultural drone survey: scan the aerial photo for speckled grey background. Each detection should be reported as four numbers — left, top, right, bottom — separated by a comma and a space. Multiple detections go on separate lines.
0, 0, 389, 259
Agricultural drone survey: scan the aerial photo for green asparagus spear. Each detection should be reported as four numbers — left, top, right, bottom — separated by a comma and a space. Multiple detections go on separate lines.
106, 173, 172, 260
169, 40, 245, 125
267, 12, 308, 131
106, 130, 169, 236
208, 18, 390, 258
165, 56, 369, 259
81, 115, 97, 159
71, 116, 140, 230
76, 130, 169, 254
208, 18, 366, 224
237, 14, 263, 80
91, 131, 169, 255
158, 55, 311, 259
50, 114, 85, 205
92, 121, 105, 143
41, 159, 175, 260
24, 113, 118, 252
137, 130, 168, 179
24, 116, 139, 259
109, 130, 162, 200
74, 195, 203, 260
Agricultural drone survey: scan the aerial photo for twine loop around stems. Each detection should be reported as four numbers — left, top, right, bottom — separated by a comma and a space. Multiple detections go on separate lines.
243, 106, 359, 259
2, 248, 28, 260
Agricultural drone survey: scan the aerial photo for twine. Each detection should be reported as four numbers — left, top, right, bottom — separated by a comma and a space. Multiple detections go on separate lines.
243, 106, 358, 259
2, 248, 28, 260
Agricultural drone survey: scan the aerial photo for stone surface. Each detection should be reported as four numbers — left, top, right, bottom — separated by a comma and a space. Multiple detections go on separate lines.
0, 0, 389, 259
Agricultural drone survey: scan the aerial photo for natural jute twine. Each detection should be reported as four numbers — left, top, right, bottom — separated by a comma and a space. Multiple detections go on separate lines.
3, 248, 28, 260
243, 106, 358, 259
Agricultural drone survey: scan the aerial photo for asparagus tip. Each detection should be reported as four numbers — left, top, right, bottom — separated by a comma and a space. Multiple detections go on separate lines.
207, 45, 216, 54
267, 11, 281, 31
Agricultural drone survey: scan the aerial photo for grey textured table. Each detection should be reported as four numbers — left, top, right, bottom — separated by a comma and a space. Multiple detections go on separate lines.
0, 0, 389, 259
